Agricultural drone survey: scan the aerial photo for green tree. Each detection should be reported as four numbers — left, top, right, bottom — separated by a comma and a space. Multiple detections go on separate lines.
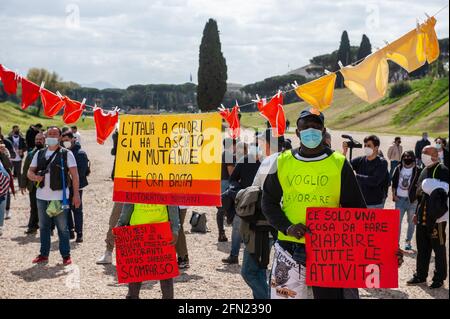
335, 31, 351, 88
26, 68, 62, 115
357, 34, 372, 62
197, 18, 227, 111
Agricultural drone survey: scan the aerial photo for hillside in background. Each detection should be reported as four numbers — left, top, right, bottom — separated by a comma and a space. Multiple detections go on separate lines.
0, 101, 95, 131
241, 76, 449, 136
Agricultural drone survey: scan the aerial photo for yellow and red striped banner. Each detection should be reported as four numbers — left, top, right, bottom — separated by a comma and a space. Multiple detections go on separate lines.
113, 113, 222, 206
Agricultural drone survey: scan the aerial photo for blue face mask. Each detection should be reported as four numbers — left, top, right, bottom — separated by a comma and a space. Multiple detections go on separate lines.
300, 128, 323, 149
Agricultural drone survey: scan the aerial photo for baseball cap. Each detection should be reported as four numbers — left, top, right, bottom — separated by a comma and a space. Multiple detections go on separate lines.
297, 107, 325, 125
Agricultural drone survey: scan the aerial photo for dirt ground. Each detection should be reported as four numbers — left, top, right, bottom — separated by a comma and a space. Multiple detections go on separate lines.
0, 129, 448, 299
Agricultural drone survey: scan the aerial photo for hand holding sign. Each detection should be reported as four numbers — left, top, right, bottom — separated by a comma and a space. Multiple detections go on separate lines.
113, 222, 179, 284
287, 223, 311, 240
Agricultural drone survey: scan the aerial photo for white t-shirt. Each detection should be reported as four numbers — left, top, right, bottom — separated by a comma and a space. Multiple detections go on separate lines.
30, 149, 77, 200
73, 132, 81, 144
397, 166, 413, 198
11, 135, 21, 162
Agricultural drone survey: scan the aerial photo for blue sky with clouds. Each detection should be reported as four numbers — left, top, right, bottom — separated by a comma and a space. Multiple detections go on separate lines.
0, 0, 448, 88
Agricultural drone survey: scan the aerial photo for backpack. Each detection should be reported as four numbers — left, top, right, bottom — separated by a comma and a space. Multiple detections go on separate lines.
235, 186, 261, 223
189, 211, 208, 233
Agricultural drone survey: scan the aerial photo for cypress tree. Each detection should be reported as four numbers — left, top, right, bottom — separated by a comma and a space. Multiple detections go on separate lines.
335, 31, 351, 88
357, 34, 372, 61
197, 19, 228, 111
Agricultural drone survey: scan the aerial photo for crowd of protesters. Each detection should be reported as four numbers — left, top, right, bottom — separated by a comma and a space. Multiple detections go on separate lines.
0, 124, 89, 266
0, 117, 448, 299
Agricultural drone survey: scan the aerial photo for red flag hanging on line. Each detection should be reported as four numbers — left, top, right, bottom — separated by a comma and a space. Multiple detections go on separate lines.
40, 88, 65, 118
62, 96, 86, 124
219, 102, 240, 139
256, 91, 286, 137
20, 78, 41, 110
0, 64, 18, 95
94, 106, 119, 145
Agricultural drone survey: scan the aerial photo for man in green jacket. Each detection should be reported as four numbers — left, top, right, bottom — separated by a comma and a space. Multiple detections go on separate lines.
20, 133, 45, 234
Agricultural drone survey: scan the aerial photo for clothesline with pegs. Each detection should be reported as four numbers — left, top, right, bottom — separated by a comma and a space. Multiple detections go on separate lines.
225, 5, 448, 111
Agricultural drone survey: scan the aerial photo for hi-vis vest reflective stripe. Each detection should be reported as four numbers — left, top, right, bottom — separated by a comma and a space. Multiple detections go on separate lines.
129, 204, 169, 226
277, 150, 345, 243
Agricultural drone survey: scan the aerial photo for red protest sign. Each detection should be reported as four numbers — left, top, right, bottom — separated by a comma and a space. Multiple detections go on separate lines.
306, 207, 400, 289
113, 222, 179, 284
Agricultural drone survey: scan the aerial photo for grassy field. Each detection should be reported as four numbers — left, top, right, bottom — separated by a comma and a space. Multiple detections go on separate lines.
241, 77, 449, 136
0, 101, 95, 132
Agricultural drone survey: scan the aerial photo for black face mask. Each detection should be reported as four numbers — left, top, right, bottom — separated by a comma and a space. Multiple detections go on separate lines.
403, 158, 414, 165
35, 143, 44, 150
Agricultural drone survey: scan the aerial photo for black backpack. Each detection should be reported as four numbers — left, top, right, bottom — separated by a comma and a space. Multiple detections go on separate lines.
189, 211, 208, 233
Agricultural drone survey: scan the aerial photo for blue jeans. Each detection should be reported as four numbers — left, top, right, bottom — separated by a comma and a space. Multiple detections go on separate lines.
395, 197, 417, 242
230, 215, 242, 257
277, 240, 307, 264
241, 248, 269, 299
37, 199, 71, 258
0, 196, 6, 227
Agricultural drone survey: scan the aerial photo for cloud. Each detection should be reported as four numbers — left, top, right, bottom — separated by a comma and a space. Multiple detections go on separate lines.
0, 0, 448, 88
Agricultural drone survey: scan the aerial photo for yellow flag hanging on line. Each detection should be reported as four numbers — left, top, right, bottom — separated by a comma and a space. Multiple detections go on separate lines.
294, 73, 337, 111
339, 49, 389, 104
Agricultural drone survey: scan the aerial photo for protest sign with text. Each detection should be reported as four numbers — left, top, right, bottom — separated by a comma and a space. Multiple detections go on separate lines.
113, 113, 222, 206
113, 222, 179, 283
306, 207, 400, 288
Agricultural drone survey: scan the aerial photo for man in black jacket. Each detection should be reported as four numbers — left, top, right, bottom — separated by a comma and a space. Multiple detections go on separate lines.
343, 135, 388, 208
20, 133, 46, 234
7, 125, 27, 181
391, 150, 421, 250
62, 132, 89, 243
25, 123, 43, 151
222, 145, 261, 264
407, 146, 448, 289
262, 108, 368, 299
415, 132, 430, 167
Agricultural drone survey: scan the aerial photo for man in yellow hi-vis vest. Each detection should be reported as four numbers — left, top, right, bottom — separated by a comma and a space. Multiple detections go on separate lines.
262, 108, 367, 299
117, 203, 180, 299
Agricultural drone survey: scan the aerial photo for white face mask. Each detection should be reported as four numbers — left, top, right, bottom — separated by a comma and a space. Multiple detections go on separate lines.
364, 147, 374, 157
45, 137, 59, 146
421, 154, 434, 167
63, 141, 72, 149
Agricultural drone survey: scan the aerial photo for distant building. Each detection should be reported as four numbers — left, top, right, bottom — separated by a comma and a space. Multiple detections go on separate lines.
286, 63, 324, 79
227, 83, 244, 92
